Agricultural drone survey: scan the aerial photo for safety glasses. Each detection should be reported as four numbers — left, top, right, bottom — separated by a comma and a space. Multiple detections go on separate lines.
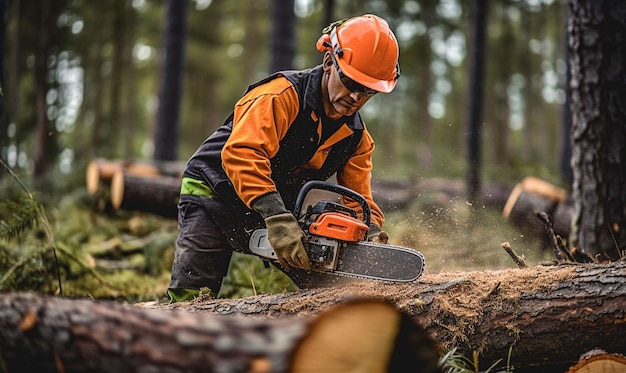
329, 53, 379, 97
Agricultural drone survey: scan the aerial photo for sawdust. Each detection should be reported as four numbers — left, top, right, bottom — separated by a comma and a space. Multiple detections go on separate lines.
148, 263, 578, 321
295, 265, 575, 314
140, 262, 586, 360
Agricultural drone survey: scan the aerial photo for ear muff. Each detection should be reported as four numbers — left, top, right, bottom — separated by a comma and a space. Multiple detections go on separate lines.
316, 34, 331, 52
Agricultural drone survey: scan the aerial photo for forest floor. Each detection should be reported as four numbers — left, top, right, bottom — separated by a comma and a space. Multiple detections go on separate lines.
0, 181, 565, 372
0, 183, 554, 303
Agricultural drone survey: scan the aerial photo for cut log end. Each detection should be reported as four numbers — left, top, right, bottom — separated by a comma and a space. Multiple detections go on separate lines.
86, 159, 102, 194
291, 299, 441, 373
566, 352, 626, 373
110, 169, 126, 209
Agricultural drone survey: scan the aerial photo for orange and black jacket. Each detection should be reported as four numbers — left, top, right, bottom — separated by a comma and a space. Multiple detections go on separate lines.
182, 65, 384, 229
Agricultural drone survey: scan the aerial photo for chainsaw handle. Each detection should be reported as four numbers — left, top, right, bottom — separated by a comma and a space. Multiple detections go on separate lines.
293, 181, 371, 227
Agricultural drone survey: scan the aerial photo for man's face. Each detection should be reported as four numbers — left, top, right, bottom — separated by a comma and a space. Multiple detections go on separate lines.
323, 54, 376, 119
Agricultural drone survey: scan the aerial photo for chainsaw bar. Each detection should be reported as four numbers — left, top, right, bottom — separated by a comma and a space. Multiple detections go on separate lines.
334, 241, 425, 282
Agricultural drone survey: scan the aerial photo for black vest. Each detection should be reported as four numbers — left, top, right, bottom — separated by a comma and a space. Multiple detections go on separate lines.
183, 65, 364, 211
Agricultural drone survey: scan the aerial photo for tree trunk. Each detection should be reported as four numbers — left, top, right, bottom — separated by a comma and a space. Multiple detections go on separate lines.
465, 0, 488, 204
560, 5, 573, 184
150, 263, 626, 370
108, 0, 126, 159
269, 0, 295, 73
0, 294, 440, 373
153, 0, 188, 161
4, 0, 20, 172
88, 0, 107, 158
33, 0, 52, 180
568, 0, 626, 261
0, 0, 6, 158
321, 0, 335, 29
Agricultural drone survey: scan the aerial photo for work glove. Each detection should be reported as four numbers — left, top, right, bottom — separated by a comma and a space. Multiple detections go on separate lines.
367, 225, 389, 244
264, 212, 311, 271
252, 192, 311, 271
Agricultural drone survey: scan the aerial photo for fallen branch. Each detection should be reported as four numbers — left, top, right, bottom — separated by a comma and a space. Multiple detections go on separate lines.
501, 241, 527, 268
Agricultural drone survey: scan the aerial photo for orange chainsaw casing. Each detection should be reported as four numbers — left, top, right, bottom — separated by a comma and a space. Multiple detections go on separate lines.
308, 212, 369, 242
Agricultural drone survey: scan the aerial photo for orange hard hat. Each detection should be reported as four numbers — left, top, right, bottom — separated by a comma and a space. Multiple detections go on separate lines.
316, 14, 400, 93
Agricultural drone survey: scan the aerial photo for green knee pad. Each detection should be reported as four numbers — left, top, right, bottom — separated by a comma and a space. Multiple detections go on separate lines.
167, 288, 201, 303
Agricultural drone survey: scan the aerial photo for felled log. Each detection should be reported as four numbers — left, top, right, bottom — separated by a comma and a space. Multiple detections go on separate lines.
503, 176, 573, 246
0, 293, 440, 373
109, 170, 181, 218
149, 262, 626, 370
86, 158, 185, 195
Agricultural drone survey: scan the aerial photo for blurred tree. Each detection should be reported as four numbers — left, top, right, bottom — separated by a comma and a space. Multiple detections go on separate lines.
87, 0, 108, 159
0, 0, 6, 174
560, 6, 573, 184
181, 0, 223, 159
154, 0, 188, 161
569, 0, 626, 261
0, 0, 573, 195
123, 1, 138, 158
33, 0, 53, 181
4, 0, 18, 168
109, 0, 125, 158
484, 1, 513, 170
321, 0, 335, 28
270, 0, 295, 72
465, 0, 487, 204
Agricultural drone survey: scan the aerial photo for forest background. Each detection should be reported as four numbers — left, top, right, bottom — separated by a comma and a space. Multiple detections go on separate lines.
0, 0, 576, 300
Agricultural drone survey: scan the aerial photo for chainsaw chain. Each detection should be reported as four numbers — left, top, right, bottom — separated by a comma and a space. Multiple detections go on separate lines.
330, 241, 426, 282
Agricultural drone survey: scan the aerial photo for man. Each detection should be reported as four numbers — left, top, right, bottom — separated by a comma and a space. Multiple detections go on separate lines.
168, 14, 400, 302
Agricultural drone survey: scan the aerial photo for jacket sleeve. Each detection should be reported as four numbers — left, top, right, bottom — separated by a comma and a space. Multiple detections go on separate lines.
336, 128, 385, 229
221, 77, 300, 208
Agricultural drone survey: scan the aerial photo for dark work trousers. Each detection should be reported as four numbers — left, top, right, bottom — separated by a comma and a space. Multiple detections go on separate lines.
168, 194, 353, 295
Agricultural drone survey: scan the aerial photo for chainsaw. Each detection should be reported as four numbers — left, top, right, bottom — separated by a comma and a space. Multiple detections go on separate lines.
249, 180, 425, 282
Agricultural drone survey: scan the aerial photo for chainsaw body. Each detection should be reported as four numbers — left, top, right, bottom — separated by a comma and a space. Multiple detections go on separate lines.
249, 181, 425, 282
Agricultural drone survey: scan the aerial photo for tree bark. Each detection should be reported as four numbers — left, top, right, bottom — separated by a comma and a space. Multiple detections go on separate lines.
568, 0, 626, 261
150, 263, 626, 370
0, 294, 440, 373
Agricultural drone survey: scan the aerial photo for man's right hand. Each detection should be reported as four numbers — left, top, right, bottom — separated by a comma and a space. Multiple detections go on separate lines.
264, 212, 311, 271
